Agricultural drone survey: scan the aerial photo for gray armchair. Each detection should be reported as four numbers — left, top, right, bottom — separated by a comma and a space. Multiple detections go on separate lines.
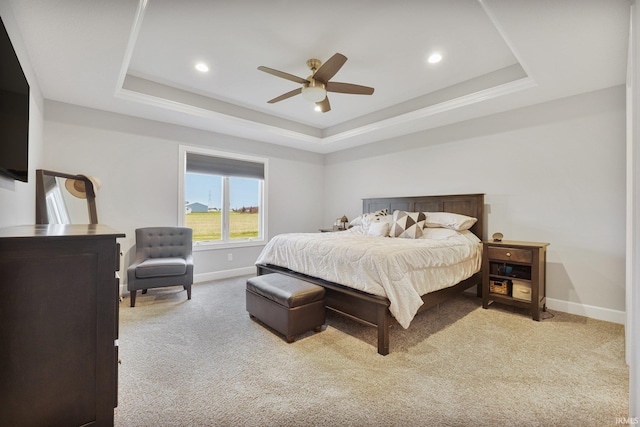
127, 227, 194, 307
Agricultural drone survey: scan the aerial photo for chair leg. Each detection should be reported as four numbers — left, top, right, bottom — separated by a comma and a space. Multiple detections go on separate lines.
130, 290, 137, 307
184, 285, 192, 300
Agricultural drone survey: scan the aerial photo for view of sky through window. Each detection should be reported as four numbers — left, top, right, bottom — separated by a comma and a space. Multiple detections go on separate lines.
186, 173, 259, 210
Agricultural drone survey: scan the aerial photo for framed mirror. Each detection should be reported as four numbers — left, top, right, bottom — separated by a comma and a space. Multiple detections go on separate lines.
35, 169, 98, 224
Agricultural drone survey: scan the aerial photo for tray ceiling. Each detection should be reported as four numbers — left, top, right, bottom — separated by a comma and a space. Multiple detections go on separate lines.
4, 0, 630, 153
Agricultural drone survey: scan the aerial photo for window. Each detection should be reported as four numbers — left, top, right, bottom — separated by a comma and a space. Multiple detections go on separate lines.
179, 146, 267, 247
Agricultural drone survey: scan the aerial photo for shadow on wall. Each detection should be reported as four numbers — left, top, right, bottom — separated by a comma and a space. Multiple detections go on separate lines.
546, 244, 625, 312
544, 261, 588, 323
546, 261, 573, 302
121, 244, 135, 293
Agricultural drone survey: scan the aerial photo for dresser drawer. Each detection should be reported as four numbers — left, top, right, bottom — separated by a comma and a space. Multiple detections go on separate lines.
487, 246, 532, 263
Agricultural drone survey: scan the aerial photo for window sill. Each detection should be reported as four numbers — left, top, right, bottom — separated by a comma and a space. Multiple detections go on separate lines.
192, 239, 266, 251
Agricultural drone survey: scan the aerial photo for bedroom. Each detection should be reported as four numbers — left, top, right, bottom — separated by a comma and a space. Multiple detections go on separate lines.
0, 0, 637, 425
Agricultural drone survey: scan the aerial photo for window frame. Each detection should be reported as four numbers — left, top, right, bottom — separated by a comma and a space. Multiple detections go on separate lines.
178, 145, 268, 250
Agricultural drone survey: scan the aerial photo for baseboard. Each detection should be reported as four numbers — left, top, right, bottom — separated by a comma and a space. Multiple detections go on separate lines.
463, 286, 624, 324
118, 266, 256, 296
193, 266, 255, 284
546, 298, 625, 325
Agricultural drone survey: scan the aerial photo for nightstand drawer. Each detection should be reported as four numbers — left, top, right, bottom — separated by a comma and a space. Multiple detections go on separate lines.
487, 246, 532, 263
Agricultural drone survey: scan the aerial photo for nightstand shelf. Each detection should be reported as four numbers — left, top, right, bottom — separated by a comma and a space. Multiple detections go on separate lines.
482, 240, 549, 321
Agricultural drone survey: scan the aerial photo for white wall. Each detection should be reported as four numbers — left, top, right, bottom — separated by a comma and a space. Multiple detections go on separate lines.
43, 101, 324, 282
324, 85, 626, 321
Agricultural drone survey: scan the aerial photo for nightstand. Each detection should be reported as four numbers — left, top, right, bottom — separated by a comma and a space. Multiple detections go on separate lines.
482, 240, 550, 321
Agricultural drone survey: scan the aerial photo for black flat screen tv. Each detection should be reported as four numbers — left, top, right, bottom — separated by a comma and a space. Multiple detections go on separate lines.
0, 16, 29, 183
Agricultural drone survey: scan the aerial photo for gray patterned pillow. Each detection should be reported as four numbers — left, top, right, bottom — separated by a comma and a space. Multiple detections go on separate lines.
391, 210, 427, 239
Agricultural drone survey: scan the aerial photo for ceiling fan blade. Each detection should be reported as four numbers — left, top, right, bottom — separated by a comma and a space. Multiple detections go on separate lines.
313, 53, 347, 84
326, 82, 375, 95
316, 97, 331, 113
267, 88, 302, 104
258, 66, 308, 85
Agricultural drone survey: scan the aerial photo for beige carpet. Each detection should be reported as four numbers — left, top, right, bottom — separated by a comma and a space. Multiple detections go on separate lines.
114, 276, 628, 427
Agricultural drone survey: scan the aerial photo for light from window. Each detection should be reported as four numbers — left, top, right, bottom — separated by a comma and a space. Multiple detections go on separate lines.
181, 147, 266, 245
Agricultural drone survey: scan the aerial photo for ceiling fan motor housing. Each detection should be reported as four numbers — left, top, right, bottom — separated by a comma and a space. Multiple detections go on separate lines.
306, 58, 322, 71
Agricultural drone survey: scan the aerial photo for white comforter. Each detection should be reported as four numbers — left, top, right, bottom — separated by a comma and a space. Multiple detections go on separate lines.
255, 228, 482, 328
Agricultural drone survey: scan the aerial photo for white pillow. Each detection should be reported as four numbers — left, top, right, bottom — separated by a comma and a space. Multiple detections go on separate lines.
350, 209, 389, 228
367, 221, 390, 237
390, 210, 426, 239
425, 212, 477, 231
361, 209, 391, 232
421, 228, 459, 240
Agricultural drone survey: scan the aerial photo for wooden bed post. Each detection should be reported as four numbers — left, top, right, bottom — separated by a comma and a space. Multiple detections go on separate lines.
377, 305, 391, 356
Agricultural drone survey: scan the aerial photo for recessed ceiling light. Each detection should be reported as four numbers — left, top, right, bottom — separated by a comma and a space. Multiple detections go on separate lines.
314, 105, 322, 112
427, 53, 442, 64
195, 62, 209, 72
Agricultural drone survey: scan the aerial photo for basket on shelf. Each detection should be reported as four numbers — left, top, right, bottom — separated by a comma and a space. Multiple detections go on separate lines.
489, 279, 512, 295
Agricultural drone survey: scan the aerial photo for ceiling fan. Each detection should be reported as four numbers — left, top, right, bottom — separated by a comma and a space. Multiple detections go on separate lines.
257, 53, 374, 113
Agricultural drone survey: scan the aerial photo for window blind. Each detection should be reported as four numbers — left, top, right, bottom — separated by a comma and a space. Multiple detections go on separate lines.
186, 153, 264, 180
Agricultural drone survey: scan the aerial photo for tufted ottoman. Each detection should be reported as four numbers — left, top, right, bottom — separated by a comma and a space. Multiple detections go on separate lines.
246, 273, 326, 343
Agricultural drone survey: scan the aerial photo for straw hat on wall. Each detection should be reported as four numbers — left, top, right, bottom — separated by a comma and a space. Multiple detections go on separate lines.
64, 175, 101, 199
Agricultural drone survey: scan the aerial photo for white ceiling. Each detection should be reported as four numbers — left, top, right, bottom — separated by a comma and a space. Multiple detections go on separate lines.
5, 0, 630, 153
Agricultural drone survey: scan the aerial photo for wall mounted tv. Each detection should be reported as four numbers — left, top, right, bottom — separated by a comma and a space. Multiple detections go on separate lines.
0, 16, 29, 183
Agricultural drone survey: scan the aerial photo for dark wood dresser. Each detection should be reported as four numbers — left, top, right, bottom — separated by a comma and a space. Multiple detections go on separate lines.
0, 224, 124, 427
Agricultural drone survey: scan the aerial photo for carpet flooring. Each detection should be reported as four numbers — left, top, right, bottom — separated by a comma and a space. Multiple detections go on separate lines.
114, 276, 628, 427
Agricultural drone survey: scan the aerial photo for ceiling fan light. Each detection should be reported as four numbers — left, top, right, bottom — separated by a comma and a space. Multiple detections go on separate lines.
195, 62, 209, 72
427, 53, 442, 64
301, 85, 327, 102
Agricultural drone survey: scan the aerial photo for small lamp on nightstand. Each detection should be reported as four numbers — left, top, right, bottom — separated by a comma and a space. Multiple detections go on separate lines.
340, 215, 349, 230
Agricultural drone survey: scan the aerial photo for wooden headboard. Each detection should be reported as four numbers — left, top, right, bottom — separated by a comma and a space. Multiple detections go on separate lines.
362, 193, 485, 241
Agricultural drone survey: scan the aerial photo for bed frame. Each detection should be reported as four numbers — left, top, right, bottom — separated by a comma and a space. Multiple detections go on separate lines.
257, 193, 485, 355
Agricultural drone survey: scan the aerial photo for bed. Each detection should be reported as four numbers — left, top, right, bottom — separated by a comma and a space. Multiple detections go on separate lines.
256, 193, 485, 355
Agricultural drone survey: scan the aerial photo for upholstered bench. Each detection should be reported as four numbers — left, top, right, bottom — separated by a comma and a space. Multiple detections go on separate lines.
246, 273, 326, 343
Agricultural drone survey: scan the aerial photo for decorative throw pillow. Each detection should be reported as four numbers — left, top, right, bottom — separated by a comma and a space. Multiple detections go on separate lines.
367, 221, 390, 237
425, 212, 477, 231
391, 210, 426, 239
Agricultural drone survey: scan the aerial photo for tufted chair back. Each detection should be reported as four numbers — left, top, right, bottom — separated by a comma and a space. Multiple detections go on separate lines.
136, 227, 193, 260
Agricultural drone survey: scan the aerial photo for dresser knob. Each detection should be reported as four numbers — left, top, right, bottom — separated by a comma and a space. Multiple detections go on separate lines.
506, 252, 511, 257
